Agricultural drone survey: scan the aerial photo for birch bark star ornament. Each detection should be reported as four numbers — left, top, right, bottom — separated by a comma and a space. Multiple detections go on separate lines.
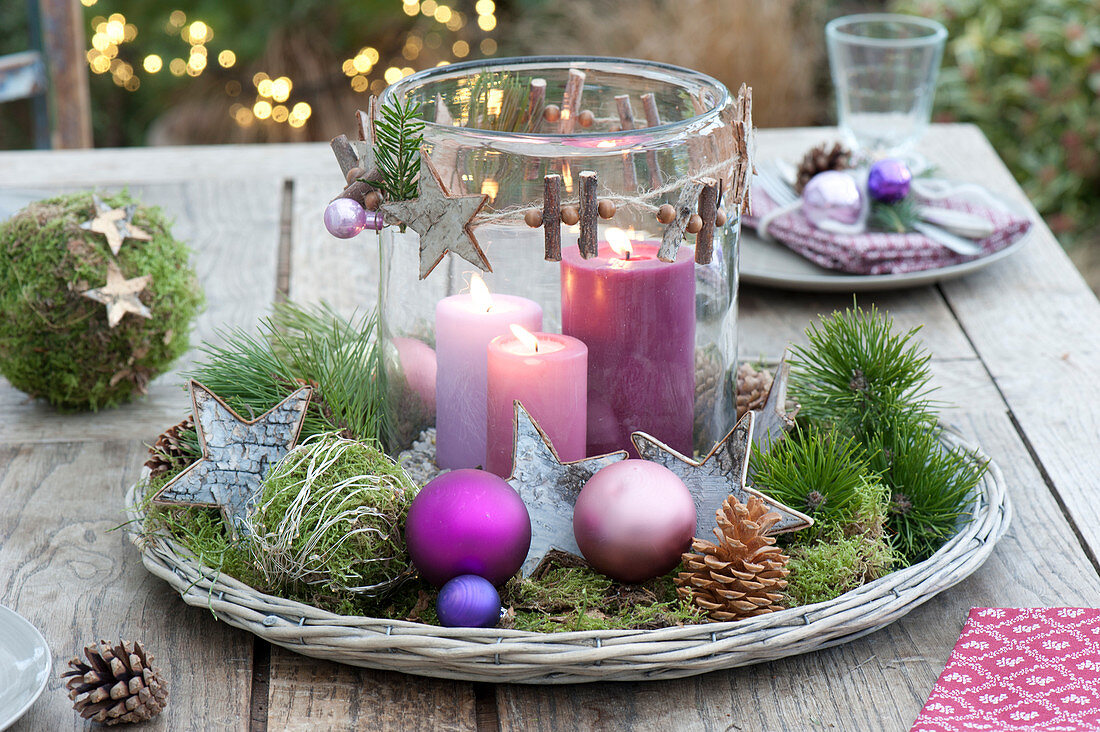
632, 410, 814, 537
152, 380, 313, 536
381, 146, 491, 279
80, 260, 153, 328
80, 195, 152, 256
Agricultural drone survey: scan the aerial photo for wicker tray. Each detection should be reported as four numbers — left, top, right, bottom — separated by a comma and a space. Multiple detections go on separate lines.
125, 427, 1010, 684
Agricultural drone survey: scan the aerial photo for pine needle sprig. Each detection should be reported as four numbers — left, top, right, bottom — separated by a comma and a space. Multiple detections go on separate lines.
466, 72, 530, 132
789, 303, 937, 438
752, 424, 886, 543
374, 97, 425, 202
867, 415, 988, 565
869, 197, 921, 233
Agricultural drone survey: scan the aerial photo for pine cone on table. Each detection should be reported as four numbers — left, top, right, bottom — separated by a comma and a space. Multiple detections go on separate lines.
144, 417, 194, 477
676, 494, 790, 622
794, 142, 852, 193
62, 640, 168, 725
735, 362, 773, 419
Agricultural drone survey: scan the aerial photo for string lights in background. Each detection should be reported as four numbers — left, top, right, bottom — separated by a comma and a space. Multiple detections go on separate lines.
79, 1, 500, 133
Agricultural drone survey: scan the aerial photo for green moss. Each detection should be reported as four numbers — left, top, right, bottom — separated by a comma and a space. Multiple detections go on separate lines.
0, 191, 203, 410
785, 532, 898, 606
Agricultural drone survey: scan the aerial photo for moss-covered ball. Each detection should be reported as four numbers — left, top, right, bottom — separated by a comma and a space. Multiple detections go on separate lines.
0, 191, 203, 410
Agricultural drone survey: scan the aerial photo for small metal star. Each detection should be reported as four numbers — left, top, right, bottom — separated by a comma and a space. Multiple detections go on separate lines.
632, 410, 813, 537
381, 146, 491, 280
506, 402, 628, 577
80, 196, 152, 256
152, 380, 313, 536
81, 260, 153, 328
752, 351, 799, 455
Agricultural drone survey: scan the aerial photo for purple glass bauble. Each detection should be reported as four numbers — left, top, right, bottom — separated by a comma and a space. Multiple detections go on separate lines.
572, 460, 696, 584
436, 574, 502, 628
801, 171, 863, 227
323, 198, 367, 239
867, 158, 912, 203
406, 469, 532, 587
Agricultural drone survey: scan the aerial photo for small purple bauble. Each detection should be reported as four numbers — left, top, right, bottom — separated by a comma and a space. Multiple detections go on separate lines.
406, 469, 531, 587
801, 171, 863, 227
437, 574, 502, 628
573, 460, 696, 584
323, 198, 366, 239
867, 158, 912, 203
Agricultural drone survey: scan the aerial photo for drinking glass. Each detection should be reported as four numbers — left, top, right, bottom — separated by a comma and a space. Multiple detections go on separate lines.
826, 13, 947, 158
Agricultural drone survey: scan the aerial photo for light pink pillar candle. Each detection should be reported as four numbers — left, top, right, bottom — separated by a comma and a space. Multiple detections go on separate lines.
435, 287, 542, 470
485, 329, 588, 477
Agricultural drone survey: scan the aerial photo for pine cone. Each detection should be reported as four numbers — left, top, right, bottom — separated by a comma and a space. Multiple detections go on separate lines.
735, 362, 773, 419
676, 495, 789, 621
694, 346, 724, 439
144, 417, 194, 477
62, 640, 168, 725
794, 142, 852, 193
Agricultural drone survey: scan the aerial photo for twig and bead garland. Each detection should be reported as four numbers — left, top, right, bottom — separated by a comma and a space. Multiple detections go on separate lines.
559, 68, 586, 134
522, 78, 546, 131
542, 173, 562, 261
695, 178, 720, 265
578, 170, 599, 258
641, 92, 663, 188
614, 94, 638, 189
659, 179, 704, 262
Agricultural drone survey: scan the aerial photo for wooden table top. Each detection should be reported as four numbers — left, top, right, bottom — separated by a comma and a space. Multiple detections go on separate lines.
2, 124, 1099, 731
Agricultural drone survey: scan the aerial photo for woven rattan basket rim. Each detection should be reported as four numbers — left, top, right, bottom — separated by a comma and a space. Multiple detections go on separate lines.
126, 425, 1011, 683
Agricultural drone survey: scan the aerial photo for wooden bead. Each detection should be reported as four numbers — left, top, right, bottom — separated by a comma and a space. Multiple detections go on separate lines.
543, 105, 561, 123
560, 205, 580, 226
656, 204, 676, 225
577, 110, 595, 128
363, 190, 382, 211
524, 209, 543, 228
716, 209, 728, 226
346, 166, 365, 184
687, 214, 703, 234
597, 199, 616, 219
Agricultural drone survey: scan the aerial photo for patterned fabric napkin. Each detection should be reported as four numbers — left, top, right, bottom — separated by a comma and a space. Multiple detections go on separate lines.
745, 190, 1032, 276
911, 608, 1100, 731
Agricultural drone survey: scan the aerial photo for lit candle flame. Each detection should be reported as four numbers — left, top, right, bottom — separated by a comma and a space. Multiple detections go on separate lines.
480, 178, 499, 201
606, 227, 633, 260
510, 323, 539, 353
487, 88, 503, 117
469, 272, 493, 311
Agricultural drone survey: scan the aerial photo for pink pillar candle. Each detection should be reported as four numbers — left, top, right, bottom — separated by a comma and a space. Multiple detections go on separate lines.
486, 329, 588, 477
435, 287, 542, 469
561, 238, 696, 457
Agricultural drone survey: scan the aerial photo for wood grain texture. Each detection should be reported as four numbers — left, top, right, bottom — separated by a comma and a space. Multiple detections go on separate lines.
0, 178, 282, 445
494, 359, 1100, 731
37, 0, 92, 149
0, 440, 252, 730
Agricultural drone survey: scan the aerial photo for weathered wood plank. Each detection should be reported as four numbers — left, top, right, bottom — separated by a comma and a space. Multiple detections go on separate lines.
494, 359, 1100, 730
1, 440, 253, 730
0, 178, 282, 445
37, 0, 92, 149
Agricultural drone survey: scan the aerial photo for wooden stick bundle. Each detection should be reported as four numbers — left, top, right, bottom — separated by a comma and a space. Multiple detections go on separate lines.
560, 69, 586, 134
543, 174, 562, 261
578, 171, 599, 258
614, 95, 638, 190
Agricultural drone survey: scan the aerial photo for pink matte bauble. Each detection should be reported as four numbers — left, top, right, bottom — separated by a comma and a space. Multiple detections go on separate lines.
572, 460, 696, 584
801, 170, 863, 227
405, 469, 531, 587
393, 337, 437, 413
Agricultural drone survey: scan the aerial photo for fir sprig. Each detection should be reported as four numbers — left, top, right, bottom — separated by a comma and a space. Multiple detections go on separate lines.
869, 197, 921, 233
374, 97, 425, 202
867, 416, 988, 565
789, 303, 936, 438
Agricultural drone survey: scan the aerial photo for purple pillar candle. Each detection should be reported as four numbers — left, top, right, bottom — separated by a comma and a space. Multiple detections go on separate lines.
561, 230, 696, 457
435, 275, 542, 469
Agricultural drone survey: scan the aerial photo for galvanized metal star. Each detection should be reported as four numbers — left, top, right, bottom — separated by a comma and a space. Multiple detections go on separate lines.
381, 146, 491, 280
506, 402, 628, 577
632, 410, 813, 537
751, 352, 799, 455
152, 381, 313, 537
80, 196, 152, 256
81, 260, 153, 328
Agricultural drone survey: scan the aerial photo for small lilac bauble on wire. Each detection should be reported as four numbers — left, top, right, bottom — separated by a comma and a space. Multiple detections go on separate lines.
323, 198, 366, 239
801, 171, 863, 227
573, 460, 696, 584
405, 469, 532, 587
867, 158, 912, 203
436, 574, 502, 628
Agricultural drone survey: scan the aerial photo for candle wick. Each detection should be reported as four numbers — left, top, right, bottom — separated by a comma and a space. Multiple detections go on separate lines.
625, 251, 632, 261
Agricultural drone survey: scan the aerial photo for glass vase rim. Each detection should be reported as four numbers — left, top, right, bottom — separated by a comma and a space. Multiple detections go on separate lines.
825, 13, 947, 47
378, 55, 733, 142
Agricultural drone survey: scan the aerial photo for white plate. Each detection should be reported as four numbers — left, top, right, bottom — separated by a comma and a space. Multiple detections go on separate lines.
0, 606, 51, 730
740, 223, 1030, 292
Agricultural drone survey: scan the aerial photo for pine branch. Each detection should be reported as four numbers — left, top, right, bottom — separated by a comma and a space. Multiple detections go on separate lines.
374, 97, 425, 202
869, 197, 921, 233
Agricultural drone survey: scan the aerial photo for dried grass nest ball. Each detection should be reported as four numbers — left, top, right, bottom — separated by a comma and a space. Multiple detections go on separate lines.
0, 192, 203, 410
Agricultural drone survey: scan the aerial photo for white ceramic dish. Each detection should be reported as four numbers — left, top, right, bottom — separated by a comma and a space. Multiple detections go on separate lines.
740, 226, 1030, 292
0, 606, 51, 730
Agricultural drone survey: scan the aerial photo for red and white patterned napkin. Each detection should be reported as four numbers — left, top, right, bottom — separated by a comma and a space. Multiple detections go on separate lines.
911, 608, 1100, 732
745, 191, 1032, 276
